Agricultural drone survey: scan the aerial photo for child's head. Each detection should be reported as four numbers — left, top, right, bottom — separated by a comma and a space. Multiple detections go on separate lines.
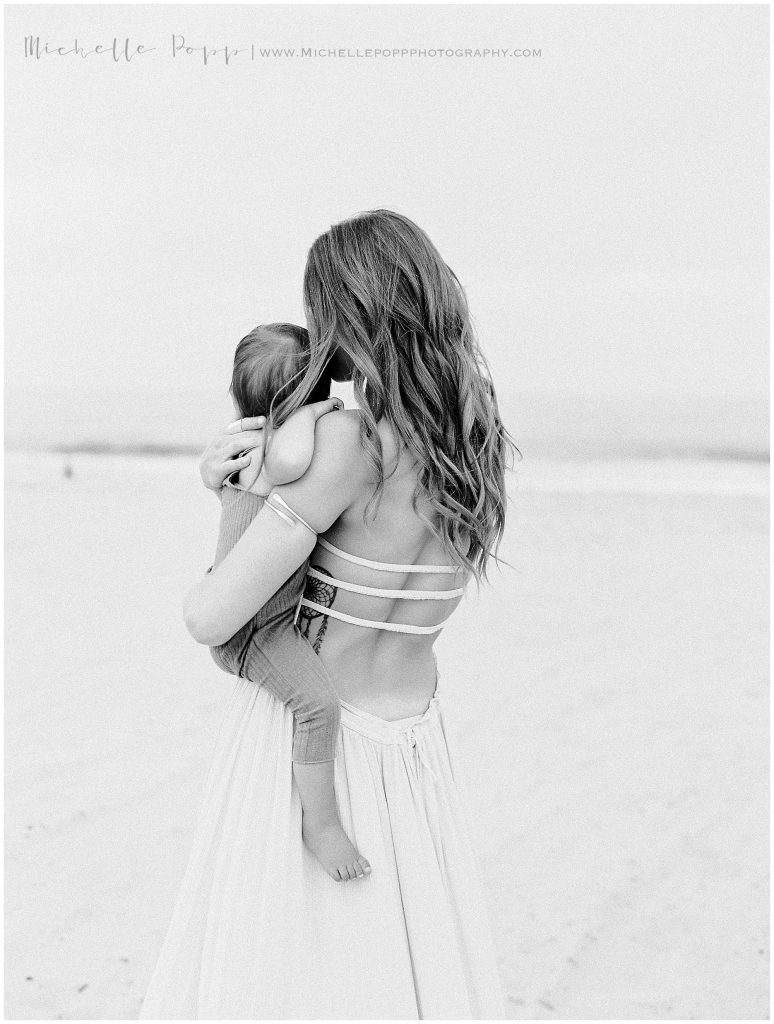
230, 323, 310, 420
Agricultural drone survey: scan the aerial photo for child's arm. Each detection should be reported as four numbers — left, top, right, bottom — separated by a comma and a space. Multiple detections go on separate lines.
235, 398, 342, 496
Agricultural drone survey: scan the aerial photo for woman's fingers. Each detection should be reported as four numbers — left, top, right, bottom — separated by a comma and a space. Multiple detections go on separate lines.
199, 419, 265, 491
226, 415, 266, 434
225, 453, 252, 470
220, 431, 264, 457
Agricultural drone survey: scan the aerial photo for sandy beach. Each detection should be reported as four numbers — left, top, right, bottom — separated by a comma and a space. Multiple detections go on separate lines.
4, 452, 768, 1020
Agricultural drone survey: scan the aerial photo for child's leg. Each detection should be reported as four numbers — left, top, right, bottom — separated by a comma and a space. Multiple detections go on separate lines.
292, 759, 371, 882
208, 487, 371, 882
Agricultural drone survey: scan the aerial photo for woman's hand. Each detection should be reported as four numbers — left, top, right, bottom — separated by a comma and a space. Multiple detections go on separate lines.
199, 416, 266, 492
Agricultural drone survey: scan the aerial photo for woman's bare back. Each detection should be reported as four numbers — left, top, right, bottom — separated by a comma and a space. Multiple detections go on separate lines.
297, 412, 466, 719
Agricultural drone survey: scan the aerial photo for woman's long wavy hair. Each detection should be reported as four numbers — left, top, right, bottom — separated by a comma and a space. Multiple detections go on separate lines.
273, 210, 519, 580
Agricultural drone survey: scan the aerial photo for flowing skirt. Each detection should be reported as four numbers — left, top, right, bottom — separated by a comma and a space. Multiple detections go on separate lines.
140, 675, 506, 1019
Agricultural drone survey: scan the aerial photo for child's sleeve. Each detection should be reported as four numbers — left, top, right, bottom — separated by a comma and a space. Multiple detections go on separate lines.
207, 485, 341, 763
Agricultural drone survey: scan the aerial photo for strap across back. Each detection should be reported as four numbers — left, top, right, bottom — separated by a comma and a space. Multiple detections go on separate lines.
265, 492, 464, 635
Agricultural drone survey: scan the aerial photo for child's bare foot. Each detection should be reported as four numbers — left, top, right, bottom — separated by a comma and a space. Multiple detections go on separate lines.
302, 815, 372, 882
293, 761, 371, 881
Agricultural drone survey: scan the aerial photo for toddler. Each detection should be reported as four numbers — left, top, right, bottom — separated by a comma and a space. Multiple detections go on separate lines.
209, 323, 371, 883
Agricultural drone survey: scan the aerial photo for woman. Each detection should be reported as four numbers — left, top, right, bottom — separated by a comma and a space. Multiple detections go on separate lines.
140, 210, 515, 1019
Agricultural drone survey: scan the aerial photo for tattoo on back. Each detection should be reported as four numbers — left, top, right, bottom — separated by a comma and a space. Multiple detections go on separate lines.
298, 566, 337, 654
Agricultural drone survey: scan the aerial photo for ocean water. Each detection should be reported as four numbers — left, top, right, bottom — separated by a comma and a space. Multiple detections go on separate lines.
9, 387, 769, 461
5, 450, 769, 498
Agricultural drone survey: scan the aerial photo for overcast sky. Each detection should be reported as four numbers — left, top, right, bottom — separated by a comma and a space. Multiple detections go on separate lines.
5, 4, 768, 412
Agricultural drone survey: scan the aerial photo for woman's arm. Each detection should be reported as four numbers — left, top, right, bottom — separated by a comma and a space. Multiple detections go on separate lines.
184, 411, 367, 647
207, 474, 344, 765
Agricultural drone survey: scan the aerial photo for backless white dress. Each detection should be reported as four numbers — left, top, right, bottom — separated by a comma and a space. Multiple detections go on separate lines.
139, 670, 506, 1019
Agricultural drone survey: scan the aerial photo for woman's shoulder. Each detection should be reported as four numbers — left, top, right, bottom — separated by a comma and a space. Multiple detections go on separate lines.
314, 409, 404, 481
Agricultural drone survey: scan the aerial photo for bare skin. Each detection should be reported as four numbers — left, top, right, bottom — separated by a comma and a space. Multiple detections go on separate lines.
195, 392, 467, 884
230, 400, 372, 883
292, 760, 371, 882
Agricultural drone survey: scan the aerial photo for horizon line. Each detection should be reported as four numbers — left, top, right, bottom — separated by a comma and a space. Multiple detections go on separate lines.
4, 441, 770, 463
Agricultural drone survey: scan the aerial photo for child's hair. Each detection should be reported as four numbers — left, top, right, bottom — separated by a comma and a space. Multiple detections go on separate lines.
230, 323, 311, 420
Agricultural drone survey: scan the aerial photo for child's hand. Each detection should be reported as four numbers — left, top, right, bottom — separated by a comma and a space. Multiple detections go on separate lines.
309, 397, 344, 420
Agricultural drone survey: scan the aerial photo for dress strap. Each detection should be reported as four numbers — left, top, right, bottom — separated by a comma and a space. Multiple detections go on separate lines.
298, 598, 449, 635
306, 567, 463, 600
317, 537, 461, 574
266, 493, 462, 577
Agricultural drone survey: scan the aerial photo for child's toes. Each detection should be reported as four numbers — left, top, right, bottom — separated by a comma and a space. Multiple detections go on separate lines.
338, 865, 352, 882
356, 857, 371, 876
